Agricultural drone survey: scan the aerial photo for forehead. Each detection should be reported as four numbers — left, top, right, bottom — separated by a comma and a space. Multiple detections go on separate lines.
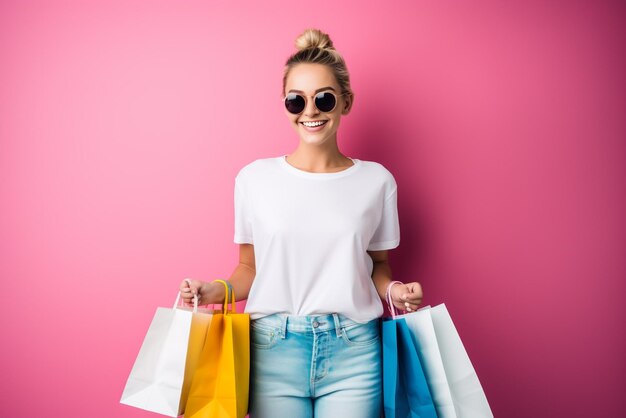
285, 63, 338, 94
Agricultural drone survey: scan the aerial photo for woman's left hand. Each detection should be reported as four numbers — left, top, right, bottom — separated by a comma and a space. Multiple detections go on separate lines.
389, 281, 423, 313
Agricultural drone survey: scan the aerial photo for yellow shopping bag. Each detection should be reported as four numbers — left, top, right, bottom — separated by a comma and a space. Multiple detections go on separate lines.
184, 280, 250, 418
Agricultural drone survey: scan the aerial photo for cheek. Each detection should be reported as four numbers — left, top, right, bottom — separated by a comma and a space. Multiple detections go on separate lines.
284, 110, 297, 123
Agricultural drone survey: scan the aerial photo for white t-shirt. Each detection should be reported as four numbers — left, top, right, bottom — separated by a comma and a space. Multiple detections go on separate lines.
233, 155, 400, 323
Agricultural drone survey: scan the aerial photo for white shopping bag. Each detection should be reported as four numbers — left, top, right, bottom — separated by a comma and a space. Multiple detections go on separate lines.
120, 282, 213, 417
431, 304, 493, 418
399, 306, 457, 418
399, 304, 493, 418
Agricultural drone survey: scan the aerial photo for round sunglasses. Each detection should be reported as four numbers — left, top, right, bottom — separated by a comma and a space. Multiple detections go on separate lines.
282, 91, 349, 115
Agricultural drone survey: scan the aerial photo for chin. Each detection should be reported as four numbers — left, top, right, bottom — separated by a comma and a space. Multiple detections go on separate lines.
300, 135, 329, 146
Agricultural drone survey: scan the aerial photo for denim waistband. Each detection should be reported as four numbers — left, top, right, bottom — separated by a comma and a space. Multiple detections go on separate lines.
251, 313, 380, 339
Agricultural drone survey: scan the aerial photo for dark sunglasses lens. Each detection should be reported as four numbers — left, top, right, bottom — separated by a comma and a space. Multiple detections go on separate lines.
285, 93, 305, 114
315, 92, 337, 112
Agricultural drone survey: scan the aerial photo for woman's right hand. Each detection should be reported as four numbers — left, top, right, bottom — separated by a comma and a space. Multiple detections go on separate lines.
179, 278, 224, 307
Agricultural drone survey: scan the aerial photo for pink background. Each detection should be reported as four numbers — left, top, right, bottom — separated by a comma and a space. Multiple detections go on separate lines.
1, 1, 624, 417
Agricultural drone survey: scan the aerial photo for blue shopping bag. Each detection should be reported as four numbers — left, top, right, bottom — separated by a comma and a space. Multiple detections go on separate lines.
383, 301, 438, 418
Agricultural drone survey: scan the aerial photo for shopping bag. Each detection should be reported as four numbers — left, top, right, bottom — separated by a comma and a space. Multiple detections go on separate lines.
428, 304, 493, 417
398, 303, 493, 418
120, 282, 213, 417
184, 280, 250, 418
398, 306, 456, 418
382, 286, 438, 418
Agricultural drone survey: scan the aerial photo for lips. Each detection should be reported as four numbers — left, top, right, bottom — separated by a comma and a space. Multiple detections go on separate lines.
300, 120, 328, 132
300, 120, 328, 127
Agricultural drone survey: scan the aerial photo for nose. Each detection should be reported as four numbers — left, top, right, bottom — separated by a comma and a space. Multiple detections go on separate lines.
303, 96, 320, 117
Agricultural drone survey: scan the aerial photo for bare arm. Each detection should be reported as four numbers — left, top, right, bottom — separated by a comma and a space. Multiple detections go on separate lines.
180, 243, 256, 306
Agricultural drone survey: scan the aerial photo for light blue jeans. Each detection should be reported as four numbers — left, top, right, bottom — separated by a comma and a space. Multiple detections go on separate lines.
248, 313, 382, 418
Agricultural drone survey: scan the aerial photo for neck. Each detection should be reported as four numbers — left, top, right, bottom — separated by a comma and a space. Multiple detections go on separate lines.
287, 140, 352, 173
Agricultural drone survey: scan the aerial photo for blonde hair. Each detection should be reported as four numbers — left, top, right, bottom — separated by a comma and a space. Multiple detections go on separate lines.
282, 28, 354, 107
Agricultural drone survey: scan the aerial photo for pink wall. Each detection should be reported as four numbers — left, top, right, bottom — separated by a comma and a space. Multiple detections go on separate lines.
1, 1, 624, 417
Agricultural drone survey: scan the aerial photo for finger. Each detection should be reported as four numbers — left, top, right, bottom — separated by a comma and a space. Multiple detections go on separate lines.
182, 292, 197, 301
406, 281, 422, 290
404, 282, 422, 293
184, 285, 197, 295
403, 296, 423, 305
403, 301, 421, 312
395, 300, 420, 313
182, 279, 199, 295
405, 298, 422, 308
401, 292, 423, 302
395, 301, 413, 311
183, 292, 200, 301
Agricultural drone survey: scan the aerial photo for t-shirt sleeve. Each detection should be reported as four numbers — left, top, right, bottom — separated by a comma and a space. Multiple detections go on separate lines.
367, 182, 400, 251
233, 174, 254, 244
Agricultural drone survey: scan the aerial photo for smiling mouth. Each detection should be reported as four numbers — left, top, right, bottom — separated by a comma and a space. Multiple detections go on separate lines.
300, 120, 328, 127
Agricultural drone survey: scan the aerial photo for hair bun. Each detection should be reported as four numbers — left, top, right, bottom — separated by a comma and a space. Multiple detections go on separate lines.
295, 28, 335, 51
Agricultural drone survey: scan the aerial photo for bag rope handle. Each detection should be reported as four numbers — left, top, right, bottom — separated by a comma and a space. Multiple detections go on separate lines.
386, 280, 404, 318
213, 279, 236, 314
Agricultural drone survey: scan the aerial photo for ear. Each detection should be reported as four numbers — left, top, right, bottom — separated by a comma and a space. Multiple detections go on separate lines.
342, 93, 354, 114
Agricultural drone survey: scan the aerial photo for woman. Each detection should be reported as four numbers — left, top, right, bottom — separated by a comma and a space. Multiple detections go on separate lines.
180, 28, 423, 418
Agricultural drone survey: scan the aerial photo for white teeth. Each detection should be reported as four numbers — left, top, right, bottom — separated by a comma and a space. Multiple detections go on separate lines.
302, 120, 327, 127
